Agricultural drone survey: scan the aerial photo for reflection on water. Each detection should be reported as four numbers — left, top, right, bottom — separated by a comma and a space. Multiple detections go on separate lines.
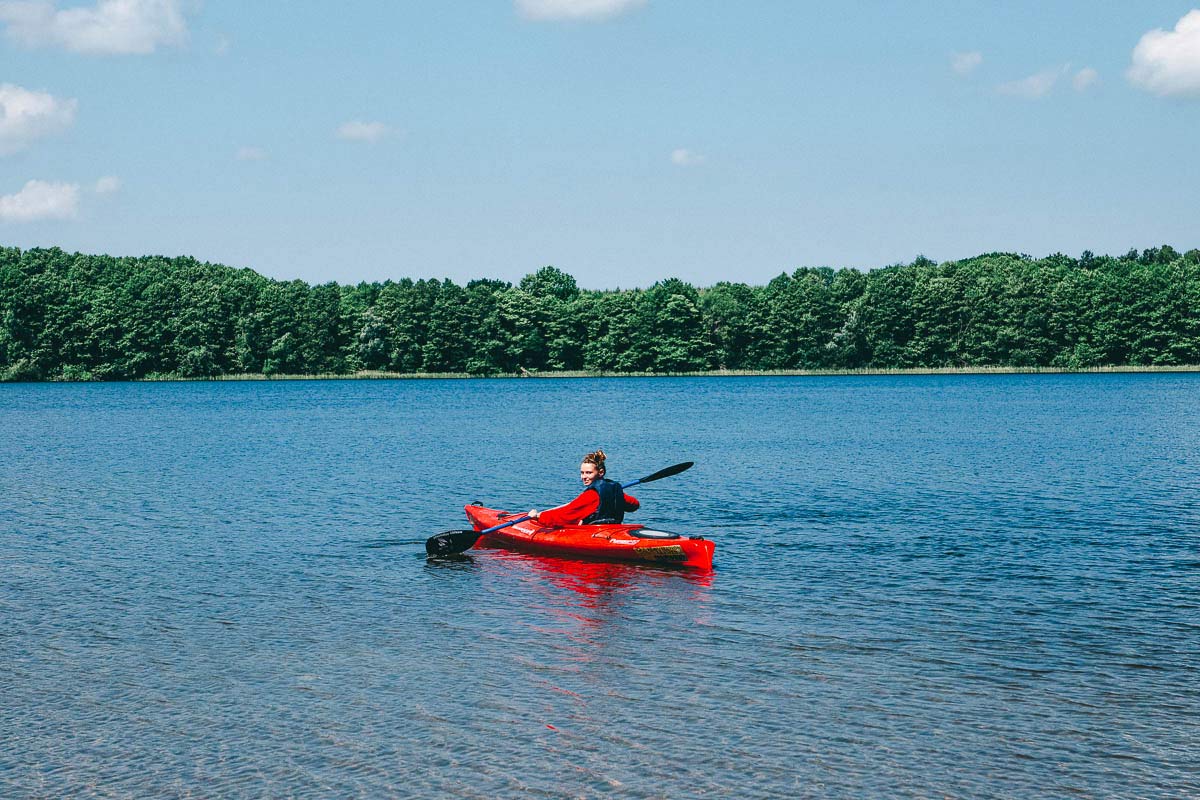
436, 548, 715, 606
492, 550, 714, 654
2, 375, 1198, 799
504, 550, 714, 607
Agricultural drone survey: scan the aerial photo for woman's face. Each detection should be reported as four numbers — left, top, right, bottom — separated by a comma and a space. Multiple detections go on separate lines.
580, 462, 602, 486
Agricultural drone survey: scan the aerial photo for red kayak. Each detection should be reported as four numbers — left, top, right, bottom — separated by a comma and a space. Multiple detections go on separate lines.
463, 504, 715, 570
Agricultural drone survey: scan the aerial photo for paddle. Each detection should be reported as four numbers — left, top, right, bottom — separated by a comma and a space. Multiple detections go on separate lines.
424, 461, 694, 557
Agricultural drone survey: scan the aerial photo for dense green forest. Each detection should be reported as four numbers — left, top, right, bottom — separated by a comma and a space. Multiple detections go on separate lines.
1, 244, 1197, 381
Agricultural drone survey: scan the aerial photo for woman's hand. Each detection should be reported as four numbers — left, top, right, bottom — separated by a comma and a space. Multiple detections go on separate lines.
528, 509, 540, 520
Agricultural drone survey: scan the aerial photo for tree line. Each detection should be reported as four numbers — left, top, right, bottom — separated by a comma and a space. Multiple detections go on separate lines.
1, 244, 1197, 381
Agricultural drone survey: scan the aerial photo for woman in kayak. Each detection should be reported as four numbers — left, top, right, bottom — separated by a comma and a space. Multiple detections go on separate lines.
529, 449, 639, 526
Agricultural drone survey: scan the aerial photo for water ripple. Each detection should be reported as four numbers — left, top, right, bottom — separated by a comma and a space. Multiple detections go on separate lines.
2, 375, 1199, 798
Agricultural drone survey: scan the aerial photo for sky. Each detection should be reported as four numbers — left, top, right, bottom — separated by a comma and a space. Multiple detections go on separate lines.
0, 1, 1198, 289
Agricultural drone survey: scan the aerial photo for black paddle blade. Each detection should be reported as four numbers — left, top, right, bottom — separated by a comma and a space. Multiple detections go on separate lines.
425, 529, 483, 557
638, 461, 694, 484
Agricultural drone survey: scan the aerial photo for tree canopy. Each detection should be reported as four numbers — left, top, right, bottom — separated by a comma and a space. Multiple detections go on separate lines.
1, 247, 1197, 381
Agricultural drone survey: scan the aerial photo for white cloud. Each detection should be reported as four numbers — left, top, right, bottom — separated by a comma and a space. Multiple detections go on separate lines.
94, 175, 120, 193
236, 145, 267, 161
336, 120, 388, 142
1073, 67, 1099, 91
998, 65, 1069, 98
516, 0, 646, 21
0, 179, 79, 222
0, 83, 77, 155
0, 0, 188, 55
951, 51, 982, 76
670, 148, 703, 166
1128, 10, 1200, 97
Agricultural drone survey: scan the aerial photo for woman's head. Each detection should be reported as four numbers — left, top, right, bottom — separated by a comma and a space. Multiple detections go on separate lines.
580, 449, 607, 485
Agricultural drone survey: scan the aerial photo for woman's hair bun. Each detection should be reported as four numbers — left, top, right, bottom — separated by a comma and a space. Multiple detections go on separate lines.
583, 449, 607, 468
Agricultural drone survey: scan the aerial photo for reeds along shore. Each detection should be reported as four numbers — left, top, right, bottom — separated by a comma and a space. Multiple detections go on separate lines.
2, 245, 1198, 382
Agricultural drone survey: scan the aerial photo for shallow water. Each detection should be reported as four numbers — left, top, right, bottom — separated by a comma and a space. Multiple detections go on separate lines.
2, 375, 1198, 798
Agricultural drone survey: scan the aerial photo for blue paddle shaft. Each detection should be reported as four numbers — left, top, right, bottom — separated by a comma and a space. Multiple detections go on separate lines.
479, 515, 530, 535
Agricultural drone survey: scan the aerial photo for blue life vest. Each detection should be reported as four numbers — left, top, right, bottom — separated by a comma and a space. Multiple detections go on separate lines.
583, 478, 627, 524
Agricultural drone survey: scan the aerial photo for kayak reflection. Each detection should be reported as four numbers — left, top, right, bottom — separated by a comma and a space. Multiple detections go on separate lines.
476, 550, 717, 678
488, 548, 714, 611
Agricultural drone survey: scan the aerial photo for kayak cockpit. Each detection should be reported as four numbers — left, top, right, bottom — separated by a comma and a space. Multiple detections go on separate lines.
630, 529, 681, 539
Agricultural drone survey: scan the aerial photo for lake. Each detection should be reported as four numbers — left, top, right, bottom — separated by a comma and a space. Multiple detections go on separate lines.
2, 374, 1198, 798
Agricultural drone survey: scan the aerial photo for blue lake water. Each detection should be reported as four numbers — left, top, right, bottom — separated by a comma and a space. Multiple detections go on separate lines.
2, 374, 1198, 798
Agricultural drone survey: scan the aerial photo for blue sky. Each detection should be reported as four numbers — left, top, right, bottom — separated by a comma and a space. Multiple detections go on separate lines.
1, 1, 1198, 289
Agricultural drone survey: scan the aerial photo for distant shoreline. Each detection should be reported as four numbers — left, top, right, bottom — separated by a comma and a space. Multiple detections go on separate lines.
7, 247, 1198, 383
107, 365, 1200, 382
